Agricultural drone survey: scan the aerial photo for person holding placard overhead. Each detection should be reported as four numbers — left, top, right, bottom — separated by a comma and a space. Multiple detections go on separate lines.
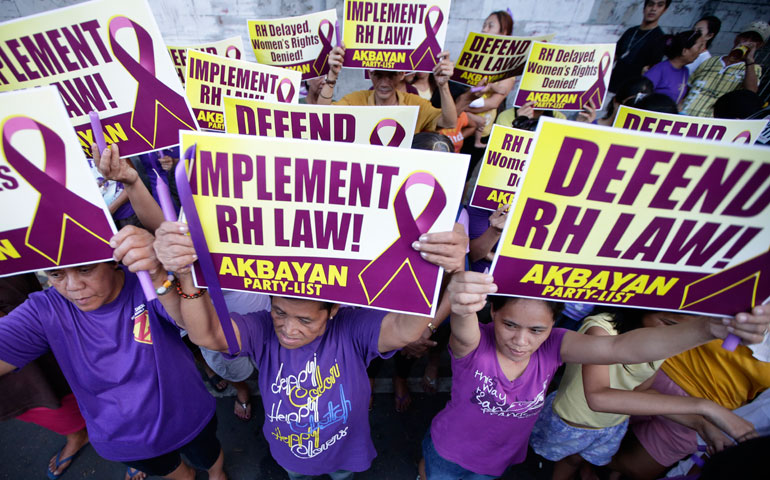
415, 271, 769, 480
152, 218, 467, 479
316, 44, 457, 133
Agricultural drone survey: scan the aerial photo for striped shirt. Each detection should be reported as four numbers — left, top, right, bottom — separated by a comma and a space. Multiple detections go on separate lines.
680, 55, 762, 117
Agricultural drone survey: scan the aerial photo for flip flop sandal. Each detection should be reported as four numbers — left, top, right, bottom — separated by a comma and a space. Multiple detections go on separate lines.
235, 399, 251, 421
126, 466, 145, 480
47, 444, 85, 479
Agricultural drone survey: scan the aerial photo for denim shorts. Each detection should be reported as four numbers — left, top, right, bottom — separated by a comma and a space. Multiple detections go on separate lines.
529, 391, 628, 466
285, 468, 354, 480
422, 431, 497, 480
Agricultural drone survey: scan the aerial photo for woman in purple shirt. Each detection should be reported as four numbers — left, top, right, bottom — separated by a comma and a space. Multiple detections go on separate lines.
418, 271, 770, 479
644, 30, 703, 105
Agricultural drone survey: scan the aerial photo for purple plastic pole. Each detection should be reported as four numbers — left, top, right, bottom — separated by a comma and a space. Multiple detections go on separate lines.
335, 20, 341, 47
722, 333, 740, 351
89, 111, 157, 301
154, 169, 177, 222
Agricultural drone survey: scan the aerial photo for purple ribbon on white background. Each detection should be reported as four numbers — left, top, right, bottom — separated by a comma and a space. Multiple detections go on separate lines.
369, 119, 407, 147
578, 51, 610, 109
313, 19, 334, 76
409, 6, 443, 70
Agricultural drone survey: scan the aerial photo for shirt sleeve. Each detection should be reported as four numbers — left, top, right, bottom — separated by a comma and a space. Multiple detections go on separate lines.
643, 62, 663, 87
0, 296, 50, 369
542, 327, 568, 367
227, 310, 272, 361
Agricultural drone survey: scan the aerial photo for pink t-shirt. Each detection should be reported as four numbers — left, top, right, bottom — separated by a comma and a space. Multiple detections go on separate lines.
430, 323, 567, 476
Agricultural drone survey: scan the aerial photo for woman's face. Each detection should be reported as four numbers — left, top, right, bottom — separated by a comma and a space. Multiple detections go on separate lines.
482, 15, 502, 35
694, 20, 714, 42
492, 299, 554, 363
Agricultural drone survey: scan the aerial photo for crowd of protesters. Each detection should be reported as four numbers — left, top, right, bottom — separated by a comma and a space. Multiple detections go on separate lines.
1, 2, 769, 480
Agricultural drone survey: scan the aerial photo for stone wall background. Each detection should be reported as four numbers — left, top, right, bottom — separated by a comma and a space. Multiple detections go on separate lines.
2, 0, 769, 100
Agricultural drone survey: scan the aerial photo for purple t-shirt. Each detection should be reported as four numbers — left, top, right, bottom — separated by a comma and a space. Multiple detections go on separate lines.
430, 323, 567, 476
0, 268, 215, 461
645, 60, 690, 104
230, 306, 394, 475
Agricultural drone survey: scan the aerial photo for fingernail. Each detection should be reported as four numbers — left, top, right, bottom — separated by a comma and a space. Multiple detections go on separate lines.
722, 318, 731, 325
419, 235, 428, 242
103, 148, 110, 155
727, 326, 734, 332
420, 252, 427, 258
109, 240, 117, 248
192, 254, 198, 260
412, 241, 420, 250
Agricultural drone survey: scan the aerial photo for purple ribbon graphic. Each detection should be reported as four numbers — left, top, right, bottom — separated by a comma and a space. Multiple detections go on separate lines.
2, 117, 113, 265
313, 19, 334, 76
579, 51, 610, 109
369, 119, 407, 146
732, 130, 751, 143
225, 45, 241, 59
108, 16, 197, 148
175, 145, 240, 355
680, 249, 770, 351
409, 6, 443, 70
275, 77, 296, 103
358, 172, 447, 309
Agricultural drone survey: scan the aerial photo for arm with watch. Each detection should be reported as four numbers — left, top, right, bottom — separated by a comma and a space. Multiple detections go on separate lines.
314, 44, 345, 104
469, 204, 510, 263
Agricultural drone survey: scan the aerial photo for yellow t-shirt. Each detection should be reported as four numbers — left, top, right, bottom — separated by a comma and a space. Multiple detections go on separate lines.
552, 314, 662, 428
661, 339, 770, 410
334, 90, 441, 133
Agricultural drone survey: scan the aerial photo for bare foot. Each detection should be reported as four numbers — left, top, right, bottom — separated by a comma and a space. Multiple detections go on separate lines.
125, 467, 147, 480
421, 362, 439, 395
48, 429, 89, 478
234, 395, 251, 421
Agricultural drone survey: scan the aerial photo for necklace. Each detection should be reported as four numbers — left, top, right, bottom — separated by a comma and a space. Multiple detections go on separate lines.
621, 27, 654, 60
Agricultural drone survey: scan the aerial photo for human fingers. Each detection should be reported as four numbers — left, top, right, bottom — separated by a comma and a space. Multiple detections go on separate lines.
412, 230, 468, 272
153, 221, 197, 272
110, 226, 159, 273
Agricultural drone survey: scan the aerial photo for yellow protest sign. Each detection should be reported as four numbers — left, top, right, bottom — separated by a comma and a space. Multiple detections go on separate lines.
514, 42, 615, 110
248, 9, 338, 80
0, 86, 116, 276
342, 0, 451, 71
167, 36, 245, 85
491, 117, 770, 316
613, 105, 769, 144
223, 97, 418, 147
0, 0, 198, 157
451, 33, 554, 86
469, 125, 536, 211
180, 131, 468, 316
185, 50, 301, 131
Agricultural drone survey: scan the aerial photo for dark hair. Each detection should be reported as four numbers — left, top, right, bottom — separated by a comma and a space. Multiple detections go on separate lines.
269, 296, 335, 313
489, 11, 514, 36
644, 0, 672, 8
713, 89, 762, 119
697, 15, 721, 48
626, 92, 679, 114
411, 132, 454, 152
603, 76, 654, 119
737, 31, 764, 45
488, 296, 564, 321
663, 30, 702, 59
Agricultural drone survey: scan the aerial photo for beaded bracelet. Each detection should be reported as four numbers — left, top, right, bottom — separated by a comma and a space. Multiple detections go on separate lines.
174, 279, 207, 299
155, 273, 175, 296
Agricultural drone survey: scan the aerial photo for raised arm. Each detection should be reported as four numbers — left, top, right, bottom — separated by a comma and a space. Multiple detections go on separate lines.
152, 221, 242, 352
468, 204, 508, 263
377, 224, 467, 353
561, 307, 770, 366
93, 144, 164, 231
581, 326, 757, 443
446, 271, 497, 359
433, 52, 457, 129
315, 44, 345, 105
742, 43, 759, 92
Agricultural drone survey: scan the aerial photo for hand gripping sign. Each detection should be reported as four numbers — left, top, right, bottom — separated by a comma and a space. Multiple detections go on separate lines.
178, 131, 468, 317
222, 97, 418, 148
0, 0, 199, 157
0, 87, 115, 277
490, 117, 770, 319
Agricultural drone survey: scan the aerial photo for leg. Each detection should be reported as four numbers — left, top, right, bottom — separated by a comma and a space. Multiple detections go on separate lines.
47, 427, 89, 477
552, 454, 582, 480
178, 415, 226, 479
418, 457, 427, 480
394, 352, 416, 412
205, 449, 226, 480
161, 462, 195, 480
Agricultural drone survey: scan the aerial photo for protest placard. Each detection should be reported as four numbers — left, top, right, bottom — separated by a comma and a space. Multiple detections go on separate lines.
0, 86, 116, 277
178, 131, 468, 316
223, 97, 418, 147
514, 42, 615, 110
248, 10, 338, 80
613, 105, 769, 145
185, 50, 301, 131
451, 33, 554, 86
167, 36, 244, 85
490, 117, 770, 316
0, 0, 198, 157
469, 124, 536, 211
342, 0, 451, 71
